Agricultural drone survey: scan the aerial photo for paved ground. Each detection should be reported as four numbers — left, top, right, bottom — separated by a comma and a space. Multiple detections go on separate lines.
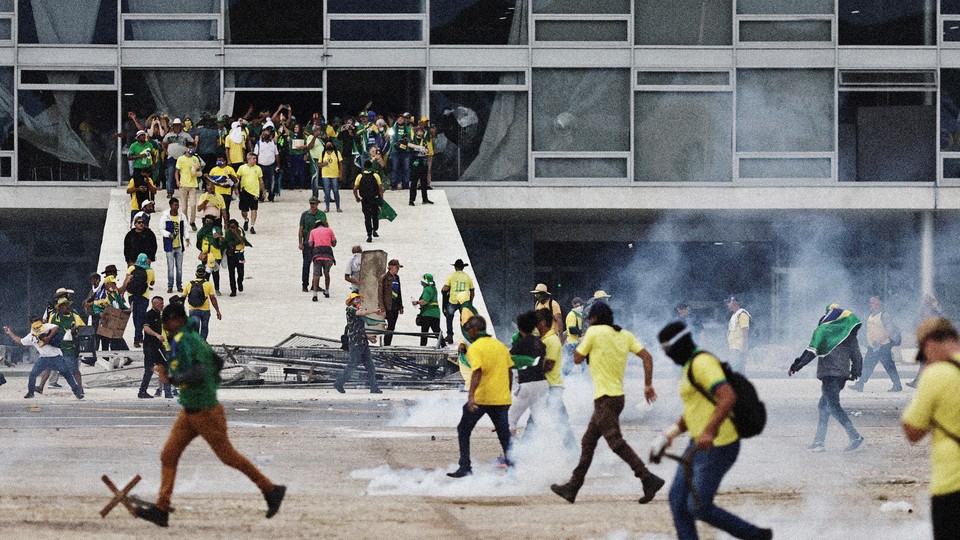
0, 365, 934, 539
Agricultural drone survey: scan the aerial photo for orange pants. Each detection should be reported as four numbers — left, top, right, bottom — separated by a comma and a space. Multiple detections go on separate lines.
158, 403, 273, 511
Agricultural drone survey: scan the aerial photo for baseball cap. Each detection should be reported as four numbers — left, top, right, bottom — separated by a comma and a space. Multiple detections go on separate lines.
56, 297, 72, 307
136, 130, 147, 137
593, 290, 611, 299
309, 196, 321, 204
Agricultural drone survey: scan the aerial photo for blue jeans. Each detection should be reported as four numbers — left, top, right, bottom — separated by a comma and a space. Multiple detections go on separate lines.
390, 151, 410, 189
261, 165, 277, 201
166, 247, 183, 290
335, 344, 380, 391
456, 403, 511, 471
130, 295, 149, 343
815, 376, 860, 443
288, 157, 306, 188
29, 356, 80, 395
669, 440, 766, 540
189, 309, 211, 339
322, 177, 341, 210
165, 158, 178, 196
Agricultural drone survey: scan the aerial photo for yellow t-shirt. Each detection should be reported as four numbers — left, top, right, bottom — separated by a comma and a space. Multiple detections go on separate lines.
535, 298, 563, 335
127, 178, 156, 211
576, 325, 644, 400
209, 165, 237, 197
467, 336, 514, 406
866, 312, 890, 348
727, 310, 750, 351
237, 164, 263, 196
125, 265, 155, 299
201, 236, 222, 261
541, 329, 563, 387
680, 352, 739, 447
225, 131, 247, 164
902, 357, 960, 495
565, 309, 583, 345
183, 279, 215, 311
197, 193, 225, 218
445, 271, 474, 305
320, 150, 342, 178
176, 155, 202, 189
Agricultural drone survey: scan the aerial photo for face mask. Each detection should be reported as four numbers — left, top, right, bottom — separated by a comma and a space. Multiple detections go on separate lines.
216, 160, 224, 166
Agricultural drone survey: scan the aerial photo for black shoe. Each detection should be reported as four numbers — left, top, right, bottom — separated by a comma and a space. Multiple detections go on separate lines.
167, 287, 173, 294
138, 392, 154, 399
409, 202, 415, 206
447, 468, 472, 479
334, 382, 345, 393
264, 485, 286, 518
250, 227, 256, 234
312, 295, 318, 302
135, 504, 169, 527
238, 283, 243, 292
639, 473, 665, 504
243, 220, 249, 231
756, 528, 773, 540
50, 382, 63, 388
0, 374, 5, 386
550, 481, 580, 503
172, 389, 179, 397
134, 341, 142, 349
154, 387, 162, 397
424, 200, 434, 204
370, 388, 383, 394
75, 392, 84, 400
190, 222, 197, 232
844, 435, 865, 453
372, 231, 379, 238
229, 291, 237, 297
303, 286, 308, 293
35, 387, 43, 394
23, 391, 34, 399
366, 236, 372, 243
323, 289, 330, 298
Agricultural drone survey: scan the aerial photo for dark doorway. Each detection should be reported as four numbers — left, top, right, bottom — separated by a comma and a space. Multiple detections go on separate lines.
326, 70, 423, 121
229, 91, 324, 124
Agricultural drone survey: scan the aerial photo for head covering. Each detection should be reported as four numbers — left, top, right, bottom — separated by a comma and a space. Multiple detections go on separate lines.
136, 130, 147, 137
133, 211, 147, 223
388, 259, 402, 268
229, 122, 244, 143
806, 305, 861, 358
658, 321, 696, 366
102, 264, 118, 275
346, 292, 363, 306
135, 253, 150, 269
172, 118, 183, 125
55, 287, 74, 296
530, 283, 550, 295
452, 259, 468, 268
309, 196, 321, 204
31, 320, 44, 335
421, 273, 434, 285
593, 290, 612, 299
56, 297, 72, 307
195, 266, 207, 278
915, 317, 960, 362
104, 275, 117, 284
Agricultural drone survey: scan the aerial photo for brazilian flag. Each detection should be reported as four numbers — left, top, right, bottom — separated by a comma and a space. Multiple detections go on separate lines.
808, 305, 861, 357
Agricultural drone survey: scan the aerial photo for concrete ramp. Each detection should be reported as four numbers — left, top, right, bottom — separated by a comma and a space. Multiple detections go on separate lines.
96, 187, 489, 347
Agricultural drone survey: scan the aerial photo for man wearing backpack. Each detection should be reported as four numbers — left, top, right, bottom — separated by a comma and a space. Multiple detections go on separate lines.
725, 296, 751, 374
134, 302, 285, 527
531, 283, 563, 339
123, 214, 157, 266
851, 295, 903, 392
903, 317, 960, 540
182, 267, 221, 340
652, 321, 772, 540
353, 160, 384, 243
124, 253, 155, 348
788, 304, 865, 453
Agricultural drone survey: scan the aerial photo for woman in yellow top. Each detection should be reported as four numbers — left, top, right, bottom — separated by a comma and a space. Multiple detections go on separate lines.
652, 321, 771, 540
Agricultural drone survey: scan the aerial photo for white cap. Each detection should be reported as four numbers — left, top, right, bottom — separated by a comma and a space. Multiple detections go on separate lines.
171, 118, 183, 125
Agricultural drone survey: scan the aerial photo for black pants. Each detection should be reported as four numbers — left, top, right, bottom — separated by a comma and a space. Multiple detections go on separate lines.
362, 202, 379, 237
409, 162, 428, 203
419, 315, 440, 346
456, 403, 511, 471
301, 247, 312, 289
932, 490, 960, 540
227, 251, 245, 293
139, 345, 161, 394
444, 302, 458, 339
383, 309, 400, 346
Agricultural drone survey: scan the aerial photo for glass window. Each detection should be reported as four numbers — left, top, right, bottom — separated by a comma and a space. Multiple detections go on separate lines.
532, 68, 630, 152
635, 0, 731, 45
225, 70, 324, 88
0, 19, 10, 41
18, 0, 117, 44
838, 0, 934, 46
637, 72, 730, 86
433, 71, 525, 85
535, 20, 628, 42
946, 0, 960, 14
122, 0, 218, 13
736, 69, 834, 152
328, 0, 422, 13
535, 158, 627, 178
0, 68, 13, 151
739, 20, 832, 42
431, 0, 527, 45
944, 21, 960, 43
635, 92, 731, 182
0, 0, 11, 11
942, 70, 960, 151
18, 89, 117, 182
326, 70, 422, 122
21, 71, 115, 85
430, 90, 528, 182
124, 19, 218, 41
329, 19, 423, 42
226, 0, 322, 45
944, 158, 960, 178
737, 0, 833, 14
739, 157, 831, 178
533, 0, 630, 14
839, 90, 935, 181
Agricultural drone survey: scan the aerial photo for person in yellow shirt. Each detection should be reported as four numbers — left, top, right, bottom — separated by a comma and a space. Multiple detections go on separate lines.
236, 153, 265, 234
447, 316, 513, 479
207, 156, 239, 221
442, 259, 474, 344
126, 168, 158, 225
319, 141, 343, 213
196, 181, 226, 226
725, 295, 750, 373
562, 297, 584, 377
652, 321, 772, 540
903, 317, 960, 540
537, 308, 578, 452
551, 302, 663, 505
123, 253, 156, 348
182, 266, 221, 340
225, 121, 248, 170
175, 141, 204, 230
531, 283, 563, 338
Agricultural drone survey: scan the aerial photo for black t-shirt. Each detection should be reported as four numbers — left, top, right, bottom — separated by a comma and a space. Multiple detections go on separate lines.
511, 334, 546, 384
143, 309, 163, 350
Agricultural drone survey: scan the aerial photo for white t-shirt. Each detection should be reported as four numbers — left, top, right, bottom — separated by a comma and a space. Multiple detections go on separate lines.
255, 140, 279, 166
348, 253, 361, 291
21, 323, 62, 357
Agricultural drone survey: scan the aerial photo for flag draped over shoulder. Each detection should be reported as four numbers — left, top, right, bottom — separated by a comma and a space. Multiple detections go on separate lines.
808, 307, 861, 357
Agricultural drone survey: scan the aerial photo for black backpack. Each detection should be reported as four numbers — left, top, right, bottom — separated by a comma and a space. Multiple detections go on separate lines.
127, 266, 149, 297
187, 278, 207, 308
687, 352, 766, 439
358, 172, 380, 202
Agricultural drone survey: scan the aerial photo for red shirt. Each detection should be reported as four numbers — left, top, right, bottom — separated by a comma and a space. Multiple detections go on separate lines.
308, 227, 336, 261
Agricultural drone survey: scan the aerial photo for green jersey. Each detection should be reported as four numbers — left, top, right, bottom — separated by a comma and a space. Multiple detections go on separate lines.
169, 323, 220, 409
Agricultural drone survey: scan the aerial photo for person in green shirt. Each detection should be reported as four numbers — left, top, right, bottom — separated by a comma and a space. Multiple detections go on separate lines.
135, 303, 285, 527
128, 130, 154, 173
298, 197, 327, 292
412, 273, 441, 346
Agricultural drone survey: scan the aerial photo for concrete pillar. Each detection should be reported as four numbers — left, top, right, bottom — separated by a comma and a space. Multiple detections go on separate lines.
921, 210, 934, 297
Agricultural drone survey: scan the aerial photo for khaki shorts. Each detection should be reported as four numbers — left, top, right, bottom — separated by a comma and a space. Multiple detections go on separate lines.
313, 258, 333, 278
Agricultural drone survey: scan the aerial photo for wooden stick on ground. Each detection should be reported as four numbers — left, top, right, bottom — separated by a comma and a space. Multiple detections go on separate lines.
100, 474, 141, 518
